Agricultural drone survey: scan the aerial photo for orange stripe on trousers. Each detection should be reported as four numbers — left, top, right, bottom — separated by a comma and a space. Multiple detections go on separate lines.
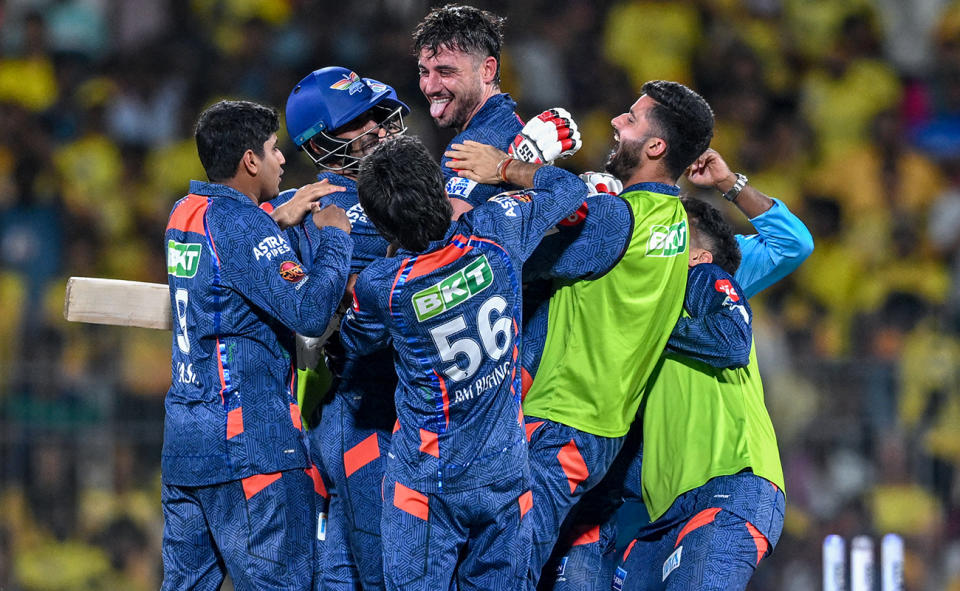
242, 472, 281, 500
343, 433, 380, 478
675, 507, 722, 547
393, 482, 429, 521
557, 439, 589, 494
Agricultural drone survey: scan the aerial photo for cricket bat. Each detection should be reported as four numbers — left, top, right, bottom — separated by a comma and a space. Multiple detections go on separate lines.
64, 277, 171, 330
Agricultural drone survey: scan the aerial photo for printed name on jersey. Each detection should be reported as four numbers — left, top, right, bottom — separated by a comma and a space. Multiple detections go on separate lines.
452, 359, 510, 404
346, 202, 369, 225
253, 234, 292, 261
445, 176, 478, 199
167, 240, 202, 278
280, 261, 306, 282
412, 255, 494, 321
646, 221, 687, 257
662, 545, 682, 581
489, 190, 533, 218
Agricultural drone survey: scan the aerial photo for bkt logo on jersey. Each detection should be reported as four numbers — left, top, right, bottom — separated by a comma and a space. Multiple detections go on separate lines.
167, 240, 202, 278
412, 255, 494, 321
646, 221, 687, 257
253, 234, 292, 261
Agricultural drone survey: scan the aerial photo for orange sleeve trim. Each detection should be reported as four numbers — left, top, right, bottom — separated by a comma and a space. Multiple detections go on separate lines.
226, 407, 243, 439
305, 465, 328, 498
675, 507, 722, 548
393, 419, 401, 433
393, 482, 429, 521
167, 195, 208, 234
259, 202, 274, 214
419, 429, 440, 458
745, 521, 769, 565
622, 539, 637, 561
519, 490, 533, 519
344, 433, 380, 478
557, 439, 589, 494
242, 471, 282, 500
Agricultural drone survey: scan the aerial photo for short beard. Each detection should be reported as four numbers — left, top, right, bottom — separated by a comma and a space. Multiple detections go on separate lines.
604, 137, 645, 182
438, 78, 484, 131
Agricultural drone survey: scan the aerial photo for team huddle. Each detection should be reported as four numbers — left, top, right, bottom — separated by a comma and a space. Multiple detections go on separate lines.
161, 5, 814, 591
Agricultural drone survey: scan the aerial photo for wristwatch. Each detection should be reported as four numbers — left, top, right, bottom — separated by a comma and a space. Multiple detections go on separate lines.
722, 173, 748, 202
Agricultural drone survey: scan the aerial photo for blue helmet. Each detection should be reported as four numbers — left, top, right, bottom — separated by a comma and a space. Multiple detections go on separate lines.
285, 66, 409, 172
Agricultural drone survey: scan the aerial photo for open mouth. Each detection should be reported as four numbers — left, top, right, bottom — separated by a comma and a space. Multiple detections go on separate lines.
429, 96, 452, 118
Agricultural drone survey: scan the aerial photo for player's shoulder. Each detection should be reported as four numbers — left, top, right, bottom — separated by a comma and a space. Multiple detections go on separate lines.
690, 262, 733, 282
357, 256, 403, 288
689, 263, 745, 301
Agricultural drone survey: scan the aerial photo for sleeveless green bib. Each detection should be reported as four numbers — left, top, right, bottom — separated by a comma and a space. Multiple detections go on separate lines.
640, 342, 786, 521
523, 188, 688, 437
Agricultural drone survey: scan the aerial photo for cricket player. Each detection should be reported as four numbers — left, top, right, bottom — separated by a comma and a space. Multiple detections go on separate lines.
340, 132, 582, 591
450, 80, 714, 591
612, 196, 787, 591
533, 148, 814, 591
414, 4, 524, 206
267, 66, 409, 591
161, 100, 352, 590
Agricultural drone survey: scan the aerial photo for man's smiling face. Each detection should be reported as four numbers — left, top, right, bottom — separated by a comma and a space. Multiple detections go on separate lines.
418, 45, 486, 131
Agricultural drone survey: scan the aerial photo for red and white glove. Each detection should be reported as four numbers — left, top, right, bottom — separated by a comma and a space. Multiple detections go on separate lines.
508, 108, 581, 164
579, 171, 622, 196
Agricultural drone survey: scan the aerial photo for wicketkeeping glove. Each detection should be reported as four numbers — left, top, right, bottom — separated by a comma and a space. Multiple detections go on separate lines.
509, 108, 582, 164
579, 171, 623, 196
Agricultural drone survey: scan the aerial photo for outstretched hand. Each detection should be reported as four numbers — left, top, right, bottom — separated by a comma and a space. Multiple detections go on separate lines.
445, 140, 508, 185
272, 179, 346, 229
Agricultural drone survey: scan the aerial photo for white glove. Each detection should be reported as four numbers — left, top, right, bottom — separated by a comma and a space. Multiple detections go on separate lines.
509, 108, 582, 164
579, 171, 622, 196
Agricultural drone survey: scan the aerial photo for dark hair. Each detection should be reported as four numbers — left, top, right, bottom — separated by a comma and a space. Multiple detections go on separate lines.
641, 80, 715, 180
195, 100, 279, 182
413, 4, 505, 86
682, 196, 740, 274
357, 136, 453, 252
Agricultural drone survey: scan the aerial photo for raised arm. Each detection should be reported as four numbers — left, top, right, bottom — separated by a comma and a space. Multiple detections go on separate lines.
686, 149, 814, 298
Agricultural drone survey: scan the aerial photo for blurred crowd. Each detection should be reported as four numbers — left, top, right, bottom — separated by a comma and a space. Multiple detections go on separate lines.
2, 0, 960, 589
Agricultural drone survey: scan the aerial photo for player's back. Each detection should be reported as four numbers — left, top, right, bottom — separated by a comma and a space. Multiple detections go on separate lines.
359, 223, 526, 494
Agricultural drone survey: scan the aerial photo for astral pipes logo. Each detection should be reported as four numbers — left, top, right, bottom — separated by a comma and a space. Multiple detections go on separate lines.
646, 220, 687, 257
330, 71, 364, 95
412, 255, 493, 321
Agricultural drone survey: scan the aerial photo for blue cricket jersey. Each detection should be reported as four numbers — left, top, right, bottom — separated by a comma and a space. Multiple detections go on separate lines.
442, 93, 524, 207
340, 166, 586, 493
163, 180, 353, 486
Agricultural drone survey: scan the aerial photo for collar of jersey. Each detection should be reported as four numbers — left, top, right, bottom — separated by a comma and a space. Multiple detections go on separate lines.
468, 93, 518, 129
621, 181, 680, 196
188, 179, 260, 204
317, 171, 356, 190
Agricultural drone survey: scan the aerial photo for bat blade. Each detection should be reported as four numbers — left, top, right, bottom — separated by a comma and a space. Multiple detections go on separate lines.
64, 277, 171, 330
